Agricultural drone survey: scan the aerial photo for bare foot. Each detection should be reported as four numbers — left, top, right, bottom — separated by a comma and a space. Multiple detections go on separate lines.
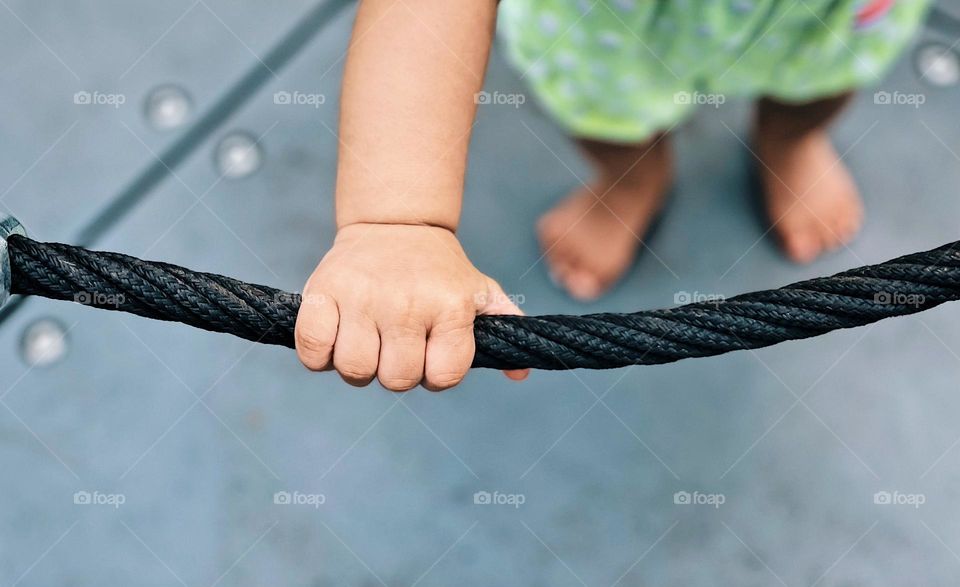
758, 130, 864, 264
537, 174, 670, 301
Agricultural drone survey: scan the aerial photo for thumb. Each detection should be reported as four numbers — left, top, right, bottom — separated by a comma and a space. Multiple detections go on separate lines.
478, 278, 530, 381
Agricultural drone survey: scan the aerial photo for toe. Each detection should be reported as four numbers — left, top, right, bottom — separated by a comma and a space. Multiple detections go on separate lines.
839, 209, 863, 243
821, 221, 845, 251
783, 228, 821, 264
829, 206, 863, 248
537, 215, 559, 247
564, 269, 604, 301
544, 244, 572, 282
537, 204, 573, 247
548, 260, 573, 289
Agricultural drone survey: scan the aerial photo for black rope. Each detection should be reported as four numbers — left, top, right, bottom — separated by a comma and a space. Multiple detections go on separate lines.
7, 233, 960, 370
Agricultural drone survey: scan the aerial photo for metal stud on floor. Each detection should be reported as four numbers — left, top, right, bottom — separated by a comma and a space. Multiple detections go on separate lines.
143, 85, 193, 131
214, 131, 263, 179
914, 42, 960, 87
19, 318, 68, 367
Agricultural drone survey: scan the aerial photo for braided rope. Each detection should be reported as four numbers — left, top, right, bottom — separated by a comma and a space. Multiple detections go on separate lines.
7, 234, 960, 370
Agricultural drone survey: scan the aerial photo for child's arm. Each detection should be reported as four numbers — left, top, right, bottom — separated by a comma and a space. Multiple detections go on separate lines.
295, 0, 526, 390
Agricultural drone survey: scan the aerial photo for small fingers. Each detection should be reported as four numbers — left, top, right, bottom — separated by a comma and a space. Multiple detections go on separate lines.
333, 314, 381, 386
378, 322, 427, 392
424, 315, 475, 391
294, 292, 338, 371
503, 369, 529, 381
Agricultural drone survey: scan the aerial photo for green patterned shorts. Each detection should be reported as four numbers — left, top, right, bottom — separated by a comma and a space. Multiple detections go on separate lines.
498, 0, 931, 141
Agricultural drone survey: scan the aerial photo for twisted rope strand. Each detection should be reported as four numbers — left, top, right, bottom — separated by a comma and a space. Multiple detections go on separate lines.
7, 234, 959, 370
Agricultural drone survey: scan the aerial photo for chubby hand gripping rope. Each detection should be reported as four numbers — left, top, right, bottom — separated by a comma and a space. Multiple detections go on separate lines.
1, 215, 958, 370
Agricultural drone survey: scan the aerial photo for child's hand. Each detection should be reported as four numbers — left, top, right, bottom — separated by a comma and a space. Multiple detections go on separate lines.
295, 223, 528, 391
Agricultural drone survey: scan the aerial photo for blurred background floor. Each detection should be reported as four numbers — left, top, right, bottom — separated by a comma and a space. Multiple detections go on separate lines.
0, 1, 959, 585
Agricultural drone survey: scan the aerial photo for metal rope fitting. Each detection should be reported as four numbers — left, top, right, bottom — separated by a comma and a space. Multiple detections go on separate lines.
0, 215, 25, 309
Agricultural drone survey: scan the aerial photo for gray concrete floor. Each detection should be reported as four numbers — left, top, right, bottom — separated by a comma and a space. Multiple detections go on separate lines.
0, 1, 959, 585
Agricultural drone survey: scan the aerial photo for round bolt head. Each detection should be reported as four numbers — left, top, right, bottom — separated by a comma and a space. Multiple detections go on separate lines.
20, 318, 69, 367
144, 85, 193, 131
214, 132, 263, 179
914, 42, 960, 87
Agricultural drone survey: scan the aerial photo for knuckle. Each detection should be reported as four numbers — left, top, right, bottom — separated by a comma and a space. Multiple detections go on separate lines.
295, 330, 333, 371
379, 325, 427, 349
448, 305, 477, 323
431, 316, 475, 337
295, 329, 333, 356
335, 360, 376, 385
437, 292, 474, 313
380, 321, 425, 340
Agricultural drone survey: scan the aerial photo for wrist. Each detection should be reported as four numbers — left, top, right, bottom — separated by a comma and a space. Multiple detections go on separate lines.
336, 216, 458, 234
335, 221, 457, 238
335, 184, 462, 234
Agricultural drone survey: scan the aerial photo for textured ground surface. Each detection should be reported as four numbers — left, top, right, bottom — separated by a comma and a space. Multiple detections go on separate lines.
0, 1, 959, 585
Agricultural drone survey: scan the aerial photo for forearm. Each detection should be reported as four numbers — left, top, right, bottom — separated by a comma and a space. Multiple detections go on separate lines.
335, 0, 498, 232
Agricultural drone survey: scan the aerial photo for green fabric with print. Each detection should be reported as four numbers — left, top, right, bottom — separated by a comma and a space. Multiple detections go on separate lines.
498, 0, 931, 141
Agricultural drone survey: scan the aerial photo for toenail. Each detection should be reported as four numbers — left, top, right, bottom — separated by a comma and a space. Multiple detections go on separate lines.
567, 275, 602, 301
789, 237, 818, 263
